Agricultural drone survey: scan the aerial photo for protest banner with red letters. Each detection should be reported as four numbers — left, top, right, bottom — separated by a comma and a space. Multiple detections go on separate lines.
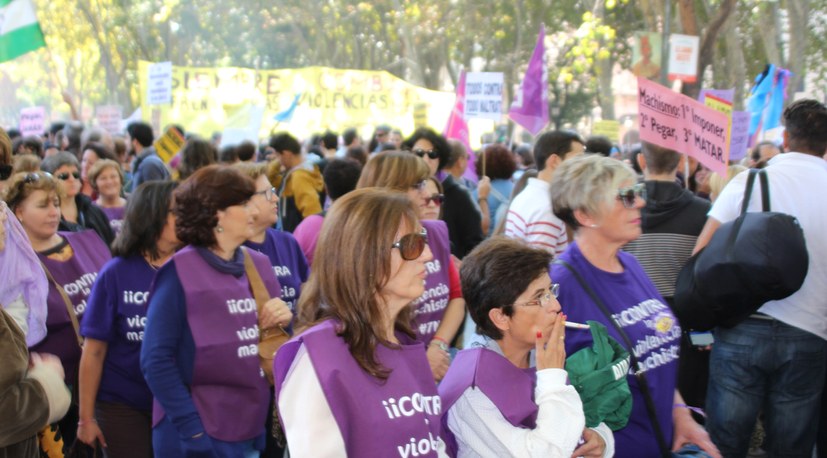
637, 77, 729, 175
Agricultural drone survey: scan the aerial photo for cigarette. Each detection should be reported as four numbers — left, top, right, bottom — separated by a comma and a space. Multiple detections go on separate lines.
564, 321, 590, 330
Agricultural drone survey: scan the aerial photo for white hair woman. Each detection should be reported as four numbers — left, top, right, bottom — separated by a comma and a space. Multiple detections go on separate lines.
548, 154, 720, 458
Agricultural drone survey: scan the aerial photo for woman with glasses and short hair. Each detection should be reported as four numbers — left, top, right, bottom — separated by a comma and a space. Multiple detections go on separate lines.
276, 188, 448, 457
42, 151, 115, 246
236, 162, 309, 315
440, 236, 613, 457
357, 151, 463, 382
3, 170, 112, 447
548, 154, 720, 458
421, 176, 444, 221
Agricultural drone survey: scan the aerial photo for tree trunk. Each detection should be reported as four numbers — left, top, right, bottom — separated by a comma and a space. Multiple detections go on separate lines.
785, 0, 809, 102
678, 0, 738, 98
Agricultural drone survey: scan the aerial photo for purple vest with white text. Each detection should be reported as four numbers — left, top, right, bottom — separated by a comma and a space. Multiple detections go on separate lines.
152, 246, 278, 442
100, 206, 125, 236
274, 320, 445, 457
412, 219, 452, 343
438, 347, 538, 455
32, 230, 111, 384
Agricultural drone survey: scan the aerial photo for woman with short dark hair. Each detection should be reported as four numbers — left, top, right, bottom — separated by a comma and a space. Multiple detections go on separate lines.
140, 165, 292, 456
276, 188, 448, 456
77, 181, 179, 457
440, 236, 612, 457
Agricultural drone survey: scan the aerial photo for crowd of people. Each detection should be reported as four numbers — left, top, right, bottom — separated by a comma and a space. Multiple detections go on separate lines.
1, 98, 826, 458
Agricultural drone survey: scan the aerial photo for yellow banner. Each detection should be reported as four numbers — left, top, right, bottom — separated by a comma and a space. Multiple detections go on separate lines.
138, 61, 455, 141
704, 95, 733, 152
591, 120, 621, 142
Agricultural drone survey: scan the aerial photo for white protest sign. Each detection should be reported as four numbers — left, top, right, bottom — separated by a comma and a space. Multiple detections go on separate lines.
147, 61, 173, 105
668, 34, 700, 83
465, 72, 504, 121
95, 105, 122, 135
637, 77, 729, 175
19, 107, 46, 137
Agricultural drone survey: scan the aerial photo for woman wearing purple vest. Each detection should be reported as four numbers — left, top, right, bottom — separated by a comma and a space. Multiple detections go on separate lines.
275, 188, 448, 457
548, 155, 719, 458
357, 151, 463, 382
440, 237, 613, 457
89, 159, 128, 237
4, 171, 112, 448
140, 165, 292, 457
77, 181, 179, 457
235, 162, 310, 315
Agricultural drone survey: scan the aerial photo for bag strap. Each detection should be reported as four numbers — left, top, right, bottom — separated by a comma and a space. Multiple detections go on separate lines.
242, 248, 270, 320
758, 169, 770, 212
740, 169, 759, 215
554, 259, 671, 457
40, 261, 83, 347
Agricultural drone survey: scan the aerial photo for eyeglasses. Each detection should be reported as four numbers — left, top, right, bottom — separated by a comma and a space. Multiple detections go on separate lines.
413, 148, 440, 160
0, 165, 11, 181
253, 187, 277, 201
23, 172, 51, 184
391, 227, 428, 261
56, 171, 81, 181
617, 183, 646, 208
424, 193, 444, 206
513, 283, 560, 308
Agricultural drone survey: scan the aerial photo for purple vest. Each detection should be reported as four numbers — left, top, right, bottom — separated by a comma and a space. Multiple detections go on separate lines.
274, 320, 445, 457
438, 347, 538, 455
32, 231, 111, 384
100, 206, 125, 235
412, 219, 452, 343
152, 246, 278, 442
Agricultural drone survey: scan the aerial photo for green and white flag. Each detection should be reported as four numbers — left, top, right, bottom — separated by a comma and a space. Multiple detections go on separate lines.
0, 0, 46, 63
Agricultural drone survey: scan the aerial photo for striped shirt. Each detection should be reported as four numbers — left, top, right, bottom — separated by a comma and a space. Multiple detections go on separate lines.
504, 178, 568, 257
623, 233, 697, 299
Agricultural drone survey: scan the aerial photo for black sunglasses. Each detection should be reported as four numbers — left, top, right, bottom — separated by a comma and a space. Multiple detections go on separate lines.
391, 228, 428, 261
56, 171, 81, 181
617, 183, 646, 208
0, 164, 11, 181
424, 193, 444, 206
413, 148, 439, 160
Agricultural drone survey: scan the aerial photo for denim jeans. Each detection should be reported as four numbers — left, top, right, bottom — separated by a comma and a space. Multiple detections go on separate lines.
706, 316, 827, 458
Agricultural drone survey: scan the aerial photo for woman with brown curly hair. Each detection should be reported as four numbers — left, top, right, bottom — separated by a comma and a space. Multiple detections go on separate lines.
140, 165, 292, 456
275, 188, 448, 457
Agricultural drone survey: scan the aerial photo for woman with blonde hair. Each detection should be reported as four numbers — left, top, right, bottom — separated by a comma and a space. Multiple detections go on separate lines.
357, 151, 464, 382
549, 154, 719, 458
275, 188, 447, 456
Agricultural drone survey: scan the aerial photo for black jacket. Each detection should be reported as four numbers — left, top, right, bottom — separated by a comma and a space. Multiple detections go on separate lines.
440, 175, 484, 259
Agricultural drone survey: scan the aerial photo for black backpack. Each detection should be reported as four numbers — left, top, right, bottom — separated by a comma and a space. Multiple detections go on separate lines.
673, 169, 808, 331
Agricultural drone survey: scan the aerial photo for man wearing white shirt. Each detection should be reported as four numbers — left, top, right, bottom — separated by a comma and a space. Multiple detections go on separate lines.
693, 99, 827, 457
504, 130, 584, 257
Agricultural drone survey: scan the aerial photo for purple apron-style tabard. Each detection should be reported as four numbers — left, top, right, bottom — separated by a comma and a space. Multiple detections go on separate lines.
412, 219, 452, 343
274, 320, 445, 457
438, 347, 538, 455
100, 206, 125, 236
243, 228, 309, 315
32, 230, 111, 384
153, 246, 279, 442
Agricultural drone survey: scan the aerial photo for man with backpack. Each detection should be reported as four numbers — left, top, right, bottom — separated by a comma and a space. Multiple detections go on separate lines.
693, 99, 827, 457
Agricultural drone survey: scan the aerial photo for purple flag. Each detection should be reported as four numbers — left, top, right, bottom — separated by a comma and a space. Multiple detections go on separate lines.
508, 25, 549, 136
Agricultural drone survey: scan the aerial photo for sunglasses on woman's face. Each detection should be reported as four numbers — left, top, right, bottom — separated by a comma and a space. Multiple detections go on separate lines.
56, 171, 81, 181
413, 148, 439, 160
617, 183, 646, 208
0, 165, 11, 181
391, 227, 429, 261
424, 193, 444, 206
